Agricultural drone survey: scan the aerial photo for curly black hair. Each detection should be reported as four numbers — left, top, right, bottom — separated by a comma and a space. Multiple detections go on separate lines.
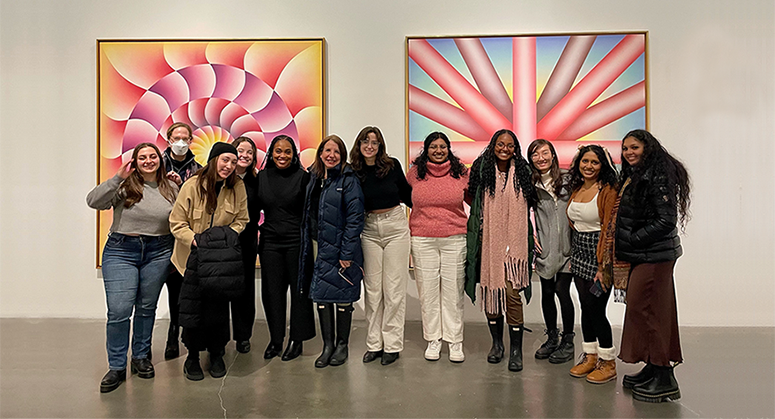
468, 129, 537, 208
567, 145, 618, 191
621, 129, 691, 228
412, 131, 468, 180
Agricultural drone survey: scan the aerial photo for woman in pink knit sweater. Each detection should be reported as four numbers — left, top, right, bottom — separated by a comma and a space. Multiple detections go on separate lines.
407, 132, 470, 363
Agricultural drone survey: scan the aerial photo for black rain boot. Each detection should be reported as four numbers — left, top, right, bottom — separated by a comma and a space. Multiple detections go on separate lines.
164, 324, 180, 360
535, 328, 560, 359
549, 331, 575, 364
314, 304, 336, 368
632, 364, 681, 403
623, 363, 654, 389
487, 316, 505, 364
329, 305, 353, 366
281, 340, 303, 361
507, 325, 524, 372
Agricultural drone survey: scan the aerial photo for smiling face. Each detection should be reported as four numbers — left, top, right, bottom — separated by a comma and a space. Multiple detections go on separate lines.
321, 140, 341, 169
579, 151, 602, 182
494, 133, 516, 162
530, 144, 553, 174
427, 138, 449, 164
236, 141, 255, 171
216, 153, 238, 179
622, 136, 645, 166
360, 132, 379, 162
135, 146, 160, 177
272, 139, 294, 170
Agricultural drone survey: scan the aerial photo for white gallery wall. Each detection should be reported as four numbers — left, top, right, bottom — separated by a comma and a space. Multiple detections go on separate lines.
1, 0, 773, 327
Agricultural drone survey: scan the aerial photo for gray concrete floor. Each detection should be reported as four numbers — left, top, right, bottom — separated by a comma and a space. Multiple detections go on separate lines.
0, 319, 773, 418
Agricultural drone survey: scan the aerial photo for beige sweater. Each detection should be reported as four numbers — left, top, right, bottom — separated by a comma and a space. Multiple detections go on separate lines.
169, 175, 249, 274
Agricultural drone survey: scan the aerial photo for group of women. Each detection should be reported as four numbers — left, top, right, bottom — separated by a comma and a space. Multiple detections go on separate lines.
89, 123, 689, 404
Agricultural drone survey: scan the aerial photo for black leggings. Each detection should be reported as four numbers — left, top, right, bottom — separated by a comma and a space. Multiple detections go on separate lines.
166, 269, 183, 327
230, 235, 257, 342
539, 272, 574, 334
574, 276, 613, 348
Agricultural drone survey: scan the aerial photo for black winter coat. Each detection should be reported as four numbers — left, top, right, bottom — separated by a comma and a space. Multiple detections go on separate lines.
298, 164, 365, 304
179, 226, 243, 328
615, 167, 682, 264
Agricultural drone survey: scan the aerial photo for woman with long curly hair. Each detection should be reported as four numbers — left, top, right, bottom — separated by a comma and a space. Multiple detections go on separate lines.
350, 126, 412, 366
527, 139, 576, 364
87, 142, 178, 393
612, 129, 690, 402
465, 129, 537, 372
407, 132, 469, 362
565, 145, 619, 384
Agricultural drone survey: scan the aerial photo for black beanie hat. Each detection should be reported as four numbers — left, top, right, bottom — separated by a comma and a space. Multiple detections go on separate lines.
208, 142, 238, 162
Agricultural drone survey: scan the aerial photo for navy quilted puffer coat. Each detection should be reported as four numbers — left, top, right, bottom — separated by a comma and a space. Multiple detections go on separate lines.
298, 164, 365, 304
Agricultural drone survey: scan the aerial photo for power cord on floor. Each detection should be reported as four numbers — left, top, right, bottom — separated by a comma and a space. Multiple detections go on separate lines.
217, 352, 240, 419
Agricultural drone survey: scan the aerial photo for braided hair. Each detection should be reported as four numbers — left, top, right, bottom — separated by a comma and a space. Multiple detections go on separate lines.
468, 129, 537, 208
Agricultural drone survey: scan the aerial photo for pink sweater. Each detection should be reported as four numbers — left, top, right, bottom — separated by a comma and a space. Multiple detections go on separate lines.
407, 161, 469, 237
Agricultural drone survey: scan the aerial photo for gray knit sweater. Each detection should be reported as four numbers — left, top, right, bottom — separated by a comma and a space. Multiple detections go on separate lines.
87, 174, 178, 236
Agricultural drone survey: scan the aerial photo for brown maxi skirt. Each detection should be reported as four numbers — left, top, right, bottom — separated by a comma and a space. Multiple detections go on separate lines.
618, 260, 683, 366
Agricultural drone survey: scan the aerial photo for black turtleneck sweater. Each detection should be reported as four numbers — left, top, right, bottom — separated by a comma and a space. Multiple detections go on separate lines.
358, 157, 412, 211
256, 165, 310, 249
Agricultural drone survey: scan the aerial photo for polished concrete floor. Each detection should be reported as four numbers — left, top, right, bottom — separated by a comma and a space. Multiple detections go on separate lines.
0, 319, 773, 418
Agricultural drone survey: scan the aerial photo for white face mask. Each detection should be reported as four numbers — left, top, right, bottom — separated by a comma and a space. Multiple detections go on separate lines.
171, 140, 189, 156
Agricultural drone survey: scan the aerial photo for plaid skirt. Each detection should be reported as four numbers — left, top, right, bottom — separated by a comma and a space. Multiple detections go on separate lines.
571, 231, 600, 282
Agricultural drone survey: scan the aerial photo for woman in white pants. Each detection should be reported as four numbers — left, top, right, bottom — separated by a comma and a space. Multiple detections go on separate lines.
350, 126, 412, 366
407, 132, 469, 362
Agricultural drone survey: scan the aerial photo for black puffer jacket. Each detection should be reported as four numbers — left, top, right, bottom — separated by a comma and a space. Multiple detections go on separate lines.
615, 168, 682, 264
179, 226, 243, 328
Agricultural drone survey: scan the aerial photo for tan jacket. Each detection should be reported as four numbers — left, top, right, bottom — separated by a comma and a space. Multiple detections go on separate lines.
169, 175, 249, 274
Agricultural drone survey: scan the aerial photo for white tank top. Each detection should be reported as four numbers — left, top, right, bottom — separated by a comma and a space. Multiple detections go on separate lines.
567, 192, 601, 232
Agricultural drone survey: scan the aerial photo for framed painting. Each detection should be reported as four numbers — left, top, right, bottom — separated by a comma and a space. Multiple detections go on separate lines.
406, 32, 647, 167
96, 38, 325, 266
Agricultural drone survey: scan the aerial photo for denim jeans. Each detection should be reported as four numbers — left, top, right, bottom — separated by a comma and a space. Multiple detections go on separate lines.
101, 233, 173, 370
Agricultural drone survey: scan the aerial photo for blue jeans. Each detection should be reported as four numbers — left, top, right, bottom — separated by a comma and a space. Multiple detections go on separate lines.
101, 233, 173, 370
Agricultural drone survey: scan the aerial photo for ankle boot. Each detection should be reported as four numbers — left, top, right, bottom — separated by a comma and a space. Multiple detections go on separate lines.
586, 346, 617, 384
507, 325, 524, 372
535, 328, 560, 359
632, 364, 681, 403
314, 304, 336, 368
570, 342, 598, 377
623, 363, 654, 389
487, 316, 505, 364
164, 324, 180, 360
329, 305, 353, 366
281, 340, 303, 361
549, 331, 575, 364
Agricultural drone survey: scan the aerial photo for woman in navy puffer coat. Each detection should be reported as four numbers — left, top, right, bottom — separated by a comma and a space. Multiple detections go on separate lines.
299, 134, 364, 368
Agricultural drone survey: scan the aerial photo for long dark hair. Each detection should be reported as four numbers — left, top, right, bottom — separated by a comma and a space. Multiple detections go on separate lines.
468, 129, 537, 208
121, 143, 177, 208
349, 126, 394, 179
412, 131, 467, 180
621, 129, 691, 228
311, 135, 348, 178
195, 155, 239, 214
527, 139, 568, 198
232, 136, 257, 175
567, 145, 618, 191
261, 134, 300, 171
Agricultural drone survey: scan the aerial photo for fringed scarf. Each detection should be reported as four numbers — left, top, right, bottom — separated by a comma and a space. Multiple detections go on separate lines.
480, 164, 529, 315
601, 178, 632, 303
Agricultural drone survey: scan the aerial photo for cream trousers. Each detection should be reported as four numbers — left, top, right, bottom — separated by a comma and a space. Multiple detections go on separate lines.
411, 234, 466, 343
362, 206, 410, 353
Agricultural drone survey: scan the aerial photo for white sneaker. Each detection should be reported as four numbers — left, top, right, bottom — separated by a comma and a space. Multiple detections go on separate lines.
424, 339, 442, 361
449, 342, 465, 363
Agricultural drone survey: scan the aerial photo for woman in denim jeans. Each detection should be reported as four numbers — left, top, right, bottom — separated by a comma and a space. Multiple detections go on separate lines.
87, 142, 178, 393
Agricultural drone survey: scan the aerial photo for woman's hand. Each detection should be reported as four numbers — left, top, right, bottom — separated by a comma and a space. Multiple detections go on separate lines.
593, 271, 607, 292
339, 260, 351, 269
118, 159, 135, 179
166, 171, 183, 186
534, 235, 543, 255
192, 238, 197, 247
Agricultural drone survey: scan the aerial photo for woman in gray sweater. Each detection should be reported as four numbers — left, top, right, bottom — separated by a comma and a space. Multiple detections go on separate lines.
87, 142, 178, 393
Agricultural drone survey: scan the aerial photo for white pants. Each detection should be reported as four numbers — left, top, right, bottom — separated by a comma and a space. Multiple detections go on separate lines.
362, 206, 410, 353
411, 234, 466, 343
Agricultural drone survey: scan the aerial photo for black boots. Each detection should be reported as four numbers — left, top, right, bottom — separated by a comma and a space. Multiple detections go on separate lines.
263, 342, 282, 359
315, 304, 336, 368
164, 324, 180, 360
329, 305, 353, 366
184, 353, 204, 381
130, 357, 155, 379
631, 364, 681, 403
281, 340, 303, 361
623, 363, 654, 389
534, 328, 560, 359
209, 350, 226, 378
549, 331, 575, 364
487, 316, 505, 363
507, 325, 524, 372
100, 369, 126, 393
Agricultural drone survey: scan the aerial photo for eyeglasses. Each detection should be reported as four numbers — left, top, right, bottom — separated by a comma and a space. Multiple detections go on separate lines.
495, 142, 515, 150
360, 140, 380, 148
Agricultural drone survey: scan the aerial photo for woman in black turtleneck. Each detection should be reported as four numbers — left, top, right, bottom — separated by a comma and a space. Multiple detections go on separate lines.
256, 135, 315, 361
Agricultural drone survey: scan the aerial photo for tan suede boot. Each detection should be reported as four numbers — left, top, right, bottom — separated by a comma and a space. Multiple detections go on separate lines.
570, 342, 598, 378
586, 346, 617, 384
